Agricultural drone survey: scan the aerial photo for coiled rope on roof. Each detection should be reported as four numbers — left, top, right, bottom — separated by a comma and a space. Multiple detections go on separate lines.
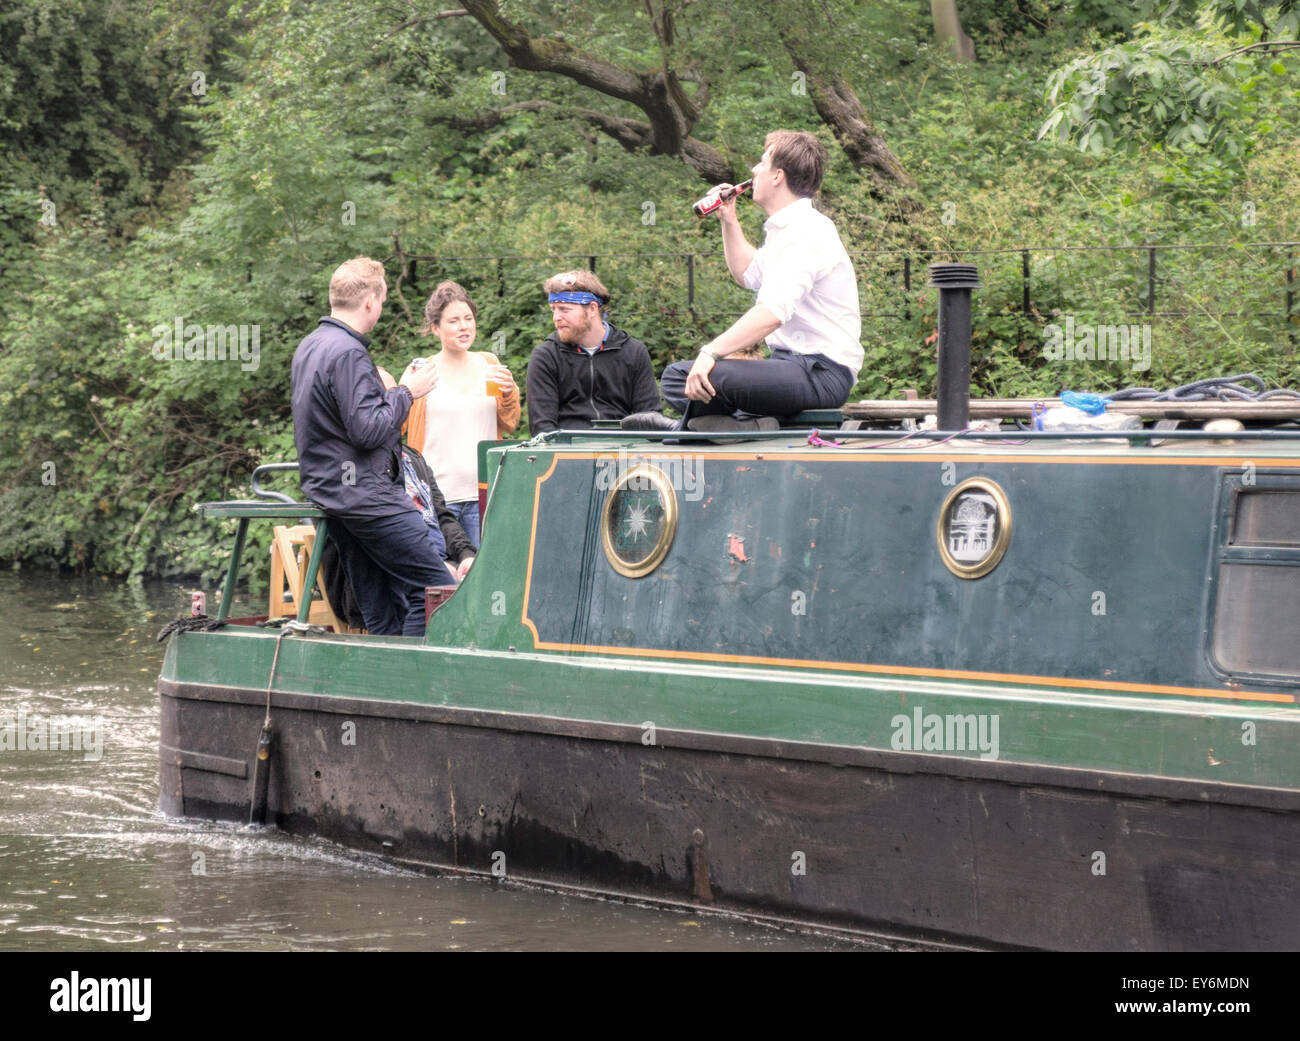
1109, 374, 1300, 402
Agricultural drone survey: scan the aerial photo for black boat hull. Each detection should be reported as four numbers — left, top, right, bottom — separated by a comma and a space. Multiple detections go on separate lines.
160, 679, 1300, 951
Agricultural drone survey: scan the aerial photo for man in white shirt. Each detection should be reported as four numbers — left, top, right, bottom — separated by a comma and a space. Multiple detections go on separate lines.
632, 130, 862, 432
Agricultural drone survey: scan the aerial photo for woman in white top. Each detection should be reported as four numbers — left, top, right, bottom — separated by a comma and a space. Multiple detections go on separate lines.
401, 281, 520, 549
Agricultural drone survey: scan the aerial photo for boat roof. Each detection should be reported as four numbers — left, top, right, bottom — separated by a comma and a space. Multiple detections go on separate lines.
519, 428, 1300, 461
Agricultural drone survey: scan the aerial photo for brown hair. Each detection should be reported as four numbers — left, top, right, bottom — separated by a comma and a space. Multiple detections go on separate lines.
422, 281, 478, 334
543, 270, 611, 316
328, 256, 387, 310
764, 130, 827, 198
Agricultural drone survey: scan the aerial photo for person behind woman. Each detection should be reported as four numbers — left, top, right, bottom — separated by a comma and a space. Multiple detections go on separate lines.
402, 281, 519, 548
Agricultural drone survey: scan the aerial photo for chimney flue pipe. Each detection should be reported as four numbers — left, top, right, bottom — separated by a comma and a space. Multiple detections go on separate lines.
928, 262, 980, 431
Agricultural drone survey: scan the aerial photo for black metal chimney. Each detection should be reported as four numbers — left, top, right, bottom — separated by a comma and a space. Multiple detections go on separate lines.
928, 262, 980, 431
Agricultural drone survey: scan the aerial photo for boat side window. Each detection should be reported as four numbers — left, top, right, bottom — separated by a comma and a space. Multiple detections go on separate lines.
1209, 473, 1300, 680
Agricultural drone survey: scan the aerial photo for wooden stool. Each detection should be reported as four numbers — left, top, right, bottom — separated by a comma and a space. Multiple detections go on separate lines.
268, 524, 353, 632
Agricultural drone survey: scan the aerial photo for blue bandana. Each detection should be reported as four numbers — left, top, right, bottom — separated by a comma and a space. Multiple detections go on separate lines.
548, 291, 603, 306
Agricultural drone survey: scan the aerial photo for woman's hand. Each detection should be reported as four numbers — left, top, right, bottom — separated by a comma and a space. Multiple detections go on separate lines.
487, 363, 516, 395
454, 556, 474, 581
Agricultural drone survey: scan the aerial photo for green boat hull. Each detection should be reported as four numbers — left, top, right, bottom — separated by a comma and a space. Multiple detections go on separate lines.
159, 433, 1300, 948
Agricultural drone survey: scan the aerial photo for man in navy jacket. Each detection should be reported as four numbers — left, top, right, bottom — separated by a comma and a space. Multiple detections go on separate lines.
291, 256, 450, 636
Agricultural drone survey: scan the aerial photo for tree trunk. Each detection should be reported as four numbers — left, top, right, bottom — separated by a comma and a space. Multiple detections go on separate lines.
778, 33, 915, 198
931, 0, 975, 62
454, 0, 915, 198
459, 0, 734, 183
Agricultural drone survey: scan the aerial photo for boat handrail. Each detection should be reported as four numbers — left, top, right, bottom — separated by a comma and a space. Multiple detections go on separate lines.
196, 466, 326, 625
251, 462, 302, 505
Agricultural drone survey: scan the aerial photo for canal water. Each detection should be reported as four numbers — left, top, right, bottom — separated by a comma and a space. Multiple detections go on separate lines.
0, 570, 884, 952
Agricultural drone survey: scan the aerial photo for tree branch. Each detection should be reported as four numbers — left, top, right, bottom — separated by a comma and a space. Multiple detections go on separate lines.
86, 402, 122, 449
427, 100, 732, 181
461, 0, 647, 105
458, 0, 727, 180
1211, 40, 1300, 65
425, 99, 553, 132
390, 231, 414, 323
381, 9, 470, 40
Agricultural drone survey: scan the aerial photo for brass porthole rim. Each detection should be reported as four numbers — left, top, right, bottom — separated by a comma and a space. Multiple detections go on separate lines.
936, 477, 1012, 579
601, 462, 679, 579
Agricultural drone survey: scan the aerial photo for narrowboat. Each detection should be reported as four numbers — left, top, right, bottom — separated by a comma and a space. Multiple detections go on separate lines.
158, 267, 1300, 950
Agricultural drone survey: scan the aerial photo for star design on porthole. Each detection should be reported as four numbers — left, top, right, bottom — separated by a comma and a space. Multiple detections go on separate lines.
624, 504, 651, 540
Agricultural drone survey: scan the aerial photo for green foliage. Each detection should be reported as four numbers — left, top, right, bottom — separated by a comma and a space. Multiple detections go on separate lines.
0, 199, 298, 583
1039, 2, 1299, 157
1147, 0, 1300, 38
1, 0, 1297, 583
0, 0, 232, 231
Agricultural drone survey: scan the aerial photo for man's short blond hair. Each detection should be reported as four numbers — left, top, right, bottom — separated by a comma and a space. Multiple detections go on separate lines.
543, 270, 610, 315
329, 256, 387, 310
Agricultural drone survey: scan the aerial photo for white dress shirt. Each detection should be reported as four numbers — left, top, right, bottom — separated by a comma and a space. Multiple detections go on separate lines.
741, 197, 863, 377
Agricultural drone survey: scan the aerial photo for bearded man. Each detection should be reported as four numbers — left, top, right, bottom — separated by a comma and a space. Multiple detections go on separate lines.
523, 270, 661, 434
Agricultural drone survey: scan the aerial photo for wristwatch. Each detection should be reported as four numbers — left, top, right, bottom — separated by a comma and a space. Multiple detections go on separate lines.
699, 347, 718, 361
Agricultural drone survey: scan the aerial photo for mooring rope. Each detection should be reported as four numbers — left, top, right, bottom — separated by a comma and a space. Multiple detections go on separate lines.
1109, 373, 1300, 402
263, 629, 288, 726
250, 618, 328, 826
156, 611, 324, 728
155, 615, 227, 642
259, 618, 327, 725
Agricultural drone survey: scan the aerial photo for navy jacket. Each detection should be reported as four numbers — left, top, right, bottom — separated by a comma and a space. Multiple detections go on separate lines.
525, 324, 660, 433
291, 317, 414, 517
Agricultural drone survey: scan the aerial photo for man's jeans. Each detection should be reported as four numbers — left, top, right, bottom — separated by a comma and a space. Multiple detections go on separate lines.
329, 510, 455, 636
660, 349, 854, 419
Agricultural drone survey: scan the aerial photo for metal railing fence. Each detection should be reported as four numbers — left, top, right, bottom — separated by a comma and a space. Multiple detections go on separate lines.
388, 241, 1298, 348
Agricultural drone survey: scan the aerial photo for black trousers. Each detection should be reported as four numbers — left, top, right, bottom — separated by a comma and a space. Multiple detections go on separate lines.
660, 349, 854, 419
